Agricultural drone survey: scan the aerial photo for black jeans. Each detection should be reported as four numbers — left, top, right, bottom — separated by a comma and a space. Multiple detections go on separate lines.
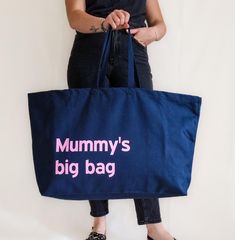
67, 29, 161, 225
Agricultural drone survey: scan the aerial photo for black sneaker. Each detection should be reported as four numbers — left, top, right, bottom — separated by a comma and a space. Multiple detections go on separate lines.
86, 227, 106, 240
147, 235, 177, 240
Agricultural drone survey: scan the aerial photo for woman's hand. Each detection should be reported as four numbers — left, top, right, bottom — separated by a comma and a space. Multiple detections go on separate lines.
103, 9, 130, 30
128, 23, 166, 47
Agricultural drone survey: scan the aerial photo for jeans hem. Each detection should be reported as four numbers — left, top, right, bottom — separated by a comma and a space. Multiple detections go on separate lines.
137, 218, 162, 225
90, 211, 109, 217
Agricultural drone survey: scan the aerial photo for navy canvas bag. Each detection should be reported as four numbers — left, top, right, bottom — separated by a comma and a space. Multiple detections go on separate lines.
27, 27, 202, 200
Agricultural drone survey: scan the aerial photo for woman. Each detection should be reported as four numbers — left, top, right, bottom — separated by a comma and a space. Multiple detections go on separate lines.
65, 1, 176, 240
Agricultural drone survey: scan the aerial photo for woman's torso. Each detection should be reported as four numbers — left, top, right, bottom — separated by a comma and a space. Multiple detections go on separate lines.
71, 0, 149, 64
68, 1, 151, 89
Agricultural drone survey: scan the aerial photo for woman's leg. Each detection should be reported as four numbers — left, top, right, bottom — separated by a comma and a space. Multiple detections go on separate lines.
134, 198, 161, 225
67, 33, 109, 235
134, 198, 174, 240
89, 200, 109, 234
112, 30, 175, 239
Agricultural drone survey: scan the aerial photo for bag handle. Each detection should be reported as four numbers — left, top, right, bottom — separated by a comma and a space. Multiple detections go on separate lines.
96, 26, 136, 88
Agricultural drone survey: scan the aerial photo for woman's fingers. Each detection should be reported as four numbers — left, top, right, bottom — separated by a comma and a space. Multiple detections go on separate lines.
111, 11, 122, 28
105, 9, 130, 29
115, 10, 125, 25
106, 15, 117, 29
130, 28, 139, 34
120, 10, 130, 24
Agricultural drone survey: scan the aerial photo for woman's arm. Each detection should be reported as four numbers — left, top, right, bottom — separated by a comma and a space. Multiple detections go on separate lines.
65, 0, 129, 33
146, 0, 167, 41
65, 0, 104, 33
129, 0, 167, 46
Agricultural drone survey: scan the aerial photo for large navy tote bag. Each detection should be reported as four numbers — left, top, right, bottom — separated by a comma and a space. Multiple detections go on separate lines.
27, 27, 202, 200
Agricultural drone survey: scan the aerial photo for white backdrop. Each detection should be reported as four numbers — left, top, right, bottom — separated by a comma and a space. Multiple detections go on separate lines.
0, 0, 234, 239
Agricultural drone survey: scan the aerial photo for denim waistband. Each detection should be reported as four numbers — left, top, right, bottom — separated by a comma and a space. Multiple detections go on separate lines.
75, 28, 128, 41
75, 21, 146, 38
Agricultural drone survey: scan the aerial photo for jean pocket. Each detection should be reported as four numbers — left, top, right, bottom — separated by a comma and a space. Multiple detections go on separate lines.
131, 36, 147, 49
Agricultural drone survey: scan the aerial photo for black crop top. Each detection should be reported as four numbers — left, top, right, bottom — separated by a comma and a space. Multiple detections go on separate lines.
82, 0, 147, 30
